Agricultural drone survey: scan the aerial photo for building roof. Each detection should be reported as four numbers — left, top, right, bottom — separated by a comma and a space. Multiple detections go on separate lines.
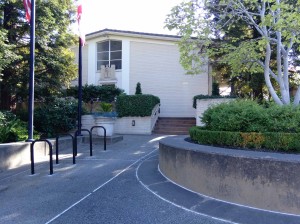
86, 28, 182, 41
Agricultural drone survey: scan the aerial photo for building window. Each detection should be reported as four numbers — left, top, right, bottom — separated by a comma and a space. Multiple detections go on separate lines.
97, 40, 122, 70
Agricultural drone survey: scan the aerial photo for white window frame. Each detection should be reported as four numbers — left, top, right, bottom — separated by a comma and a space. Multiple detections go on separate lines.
96, 40, 122, 71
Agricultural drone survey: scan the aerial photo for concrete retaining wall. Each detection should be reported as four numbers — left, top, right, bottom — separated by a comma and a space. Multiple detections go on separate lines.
115, 116, 152, 135
0, 137, 74, 172
159, 136, 300, 215
0, 141, 52, 172
113, 103, 160, 135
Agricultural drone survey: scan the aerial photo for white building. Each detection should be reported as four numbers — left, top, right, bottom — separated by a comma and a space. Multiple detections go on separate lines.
72, 29, 212, 118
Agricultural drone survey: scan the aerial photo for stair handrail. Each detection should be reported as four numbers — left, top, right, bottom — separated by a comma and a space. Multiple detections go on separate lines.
151, 103, 160, 131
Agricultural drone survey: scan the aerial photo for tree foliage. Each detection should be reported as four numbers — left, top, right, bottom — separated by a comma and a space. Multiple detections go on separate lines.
34, 97, 78, 137
135, 82, 142, 95
0, 0, 78, 109
165, 0, 300, 105
66, 84, 124, 103
0, 28, 19, 75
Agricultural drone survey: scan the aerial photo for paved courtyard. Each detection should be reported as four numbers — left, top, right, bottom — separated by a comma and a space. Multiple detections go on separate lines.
0, 135, 298, 224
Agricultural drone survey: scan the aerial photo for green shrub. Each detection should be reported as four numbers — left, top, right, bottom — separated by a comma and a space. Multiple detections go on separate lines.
66, 84, 124, 103
264, 104, 300, 133
0, 111, 32, 143
99, 102, 113, 112
116, 94, 160, 117
201, 100, 269, 132
94, 102, 117, 117
192, 100, 300, 152
262, 132, 300, 151
135, 82, 142, 95
189, 127, 242, 147
34, 98, 78, 137
201, 100, 300, 133
189, 127, 300, 152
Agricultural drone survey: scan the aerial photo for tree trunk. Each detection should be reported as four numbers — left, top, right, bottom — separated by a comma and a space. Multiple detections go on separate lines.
264, 43, 283, 105
293, 86, 300, 106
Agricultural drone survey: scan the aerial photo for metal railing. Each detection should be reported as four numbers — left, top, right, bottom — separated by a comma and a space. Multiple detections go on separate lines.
30, 126, 107, 175
90, 126, 106, 151
151, 103, 160, 131
31, 139, 53, 175
56, 134, 75, 164
74, 129, 92, 156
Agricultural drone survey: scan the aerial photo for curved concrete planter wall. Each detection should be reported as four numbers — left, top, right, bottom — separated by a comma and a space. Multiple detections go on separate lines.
159, 136, 300, 215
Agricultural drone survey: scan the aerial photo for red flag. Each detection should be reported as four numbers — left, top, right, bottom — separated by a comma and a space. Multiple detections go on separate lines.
23, 0, 31, 23
77, 0, 85, 46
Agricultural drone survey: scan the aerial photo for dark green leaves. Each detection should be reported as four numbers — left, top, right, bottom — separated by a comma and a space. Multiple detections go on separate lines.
116, 95, 160, 117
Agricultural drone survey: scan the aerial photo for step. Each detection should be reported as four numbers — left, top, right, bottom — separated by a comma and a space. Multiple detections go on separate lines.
156, 121, 195, 126
154, 127, 192, 132
153, 117, 196, 135
154, 130, 190, 135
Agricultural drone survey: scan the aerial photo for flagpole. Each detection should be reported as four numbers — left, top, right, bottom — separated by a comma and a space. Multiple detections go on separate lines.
77, 37, 82, 135
77, 0, 84, 136
27, 0, 36, 142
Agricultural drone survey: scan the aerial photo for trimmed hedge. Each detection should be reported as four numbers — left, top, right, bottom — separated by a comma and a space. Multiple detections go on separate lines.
116, 94, 160, 117
189, 127, 300, 152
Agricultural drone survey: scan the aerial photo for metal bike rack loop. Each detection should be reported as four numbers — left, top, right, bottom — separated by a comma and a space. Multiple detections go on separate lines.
31, 139, 53, 175
74, 129, 93, 156
55, 134, 75, 164
90, 126, 107, 151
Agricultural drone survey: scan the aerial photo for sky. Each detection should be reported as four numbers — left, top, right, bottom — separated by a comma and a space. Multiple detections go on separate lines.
79, 0, 183, 36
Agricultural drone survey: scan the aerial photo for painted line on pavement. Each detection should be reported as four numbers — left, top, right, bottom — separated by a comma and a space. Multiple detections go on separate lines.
45, 147, 158, 224
157, 163, 300, 218
135, 155, 238, 224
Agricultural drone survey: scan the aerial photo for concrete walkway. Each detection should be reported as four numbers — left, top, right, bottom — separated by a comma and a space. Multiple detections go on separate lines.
0, 135, 298, 224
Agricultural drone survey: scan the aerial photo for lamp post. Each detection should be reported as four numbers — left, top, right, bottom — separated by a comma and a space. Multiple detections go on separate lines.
77, 37, 83, 135
27, 0, 36, 142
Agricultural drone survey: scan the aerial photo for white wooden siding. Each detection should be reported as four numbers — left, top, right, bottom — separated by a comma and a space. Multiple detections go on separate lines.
83, 45, 88, 84
129, 41, 209, 117
70, 45, 89, 86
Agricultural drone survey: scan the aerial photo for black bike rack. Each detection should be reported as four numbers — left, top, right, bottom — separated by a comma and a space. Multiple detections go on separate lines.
90, 126, 107, 151
31, 139, 53, 175
74, 129, 93, 156
55, 134, 75, 164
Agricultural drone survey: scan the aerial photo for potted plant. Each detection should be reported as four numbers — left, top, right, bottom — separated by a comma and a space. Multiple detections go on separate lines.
94, 102, 117, 136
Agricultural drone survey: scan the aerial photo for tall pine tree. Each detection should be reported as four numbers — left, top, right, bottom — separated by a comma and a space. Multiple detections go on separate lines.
0, 0, 77, 109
